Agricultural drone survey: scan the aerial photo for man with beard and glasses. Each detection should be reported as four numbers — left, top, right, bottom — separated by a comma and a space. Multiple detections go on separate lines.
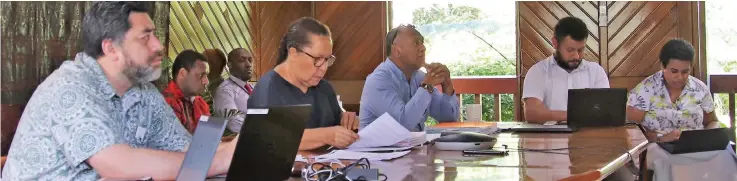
214, 48, 255, 133
522, 17, 609, 124
360, 24, 460, 131
163, 50, 211, 134
2, 2, 237, 180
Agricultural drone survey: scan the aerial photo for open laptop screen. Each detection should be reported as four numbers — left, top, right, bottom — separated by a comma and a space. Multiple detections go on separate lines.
177, 116, 228, 181
225, 104, 311, 181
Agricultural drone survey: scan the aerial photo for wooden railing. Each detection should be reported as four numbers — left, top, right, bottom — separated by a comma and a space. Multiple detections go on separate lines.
709, 74, 737, 141
330, 76, 519, 122
450, 76, 517, 121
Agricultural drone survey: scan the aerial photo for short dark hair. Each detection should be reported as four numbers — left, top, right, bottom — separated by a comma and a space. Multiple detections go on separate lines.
386, 24, 422, 57
228, 48, 250, 63
554, 17, 589, 43
659, 39, 694, 67
82, 2, 149, 58
276, 17, 331, 65
172, 50, 208, 79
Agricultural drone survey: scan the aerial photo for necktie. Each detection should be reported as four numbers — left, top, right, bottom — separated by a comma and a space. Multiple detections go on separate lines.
245, 84, 253, 95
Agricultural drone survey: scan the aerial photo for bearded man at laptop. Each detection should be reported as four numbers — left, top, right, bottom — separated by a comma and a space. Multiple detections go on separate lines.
522, 17, 610, 124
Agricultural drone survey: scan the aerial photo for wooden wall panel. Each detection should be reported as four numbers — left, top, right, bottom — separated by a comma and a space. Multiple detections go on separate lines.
0, 1, 171, 156
314, 1, 388, 80
249, 2, 311, 79
517, 1, 602, 77
168, 1, 254, 64
516, 1, 705, 120
607, 2, 677, 77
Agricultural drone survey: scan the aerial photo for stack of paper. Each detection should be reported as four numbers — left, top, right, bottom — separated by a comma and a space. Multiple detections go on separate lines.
314, 150, 411, 161
347, 113, 415, 149
393, 132, 427, 147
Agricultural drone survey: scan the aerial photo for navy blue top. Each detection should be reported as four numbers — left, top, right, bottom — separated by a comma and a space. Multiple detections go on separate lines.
248, 70, 341, 128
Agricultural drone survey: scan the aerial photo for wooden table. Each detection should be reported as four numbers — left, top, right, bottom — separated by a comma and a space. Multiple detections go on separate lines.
292, 122, 649, 181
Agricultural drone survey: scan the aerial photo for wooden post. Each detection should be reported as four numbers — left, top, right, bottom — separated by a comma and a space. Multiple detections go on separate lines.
457, 94, 463, 122
494, 94, 501, 122
730, 92, 735, 129
730, 92, 736, 142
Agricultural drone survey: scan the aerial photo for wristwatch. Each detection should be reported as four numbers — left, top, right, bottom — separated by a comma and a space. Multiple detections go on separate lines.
656, 133, 664, 142
420, 83, 433, 93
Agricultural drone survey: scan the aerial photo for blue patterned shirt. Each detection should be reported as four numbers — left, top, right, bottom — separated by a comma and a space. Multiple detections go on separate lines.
2, 53, 192, 180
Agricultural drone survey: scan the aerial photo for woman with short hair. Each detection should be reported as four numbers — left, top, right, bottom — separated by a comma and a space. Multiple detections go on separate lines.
626, 39, 720, 143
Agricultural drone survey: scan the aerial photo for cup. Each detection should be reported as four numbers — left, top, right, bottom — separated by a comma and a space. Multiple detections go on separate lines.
465, 104, 482, 122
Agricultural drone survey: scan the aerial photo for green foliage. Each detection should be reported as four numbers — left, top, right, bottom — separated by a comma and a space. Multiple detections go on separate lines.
412, 4, 483, 25
412, 3, 516, 124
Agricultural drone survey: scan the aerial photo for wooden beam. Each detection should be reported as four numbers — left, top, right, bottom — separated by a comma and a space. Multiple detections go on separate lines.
452, 76, 517, 94
709, 74, 737, 93
473, 94, 482, 104
494, 94, 501, 122
730, 93, 735, 129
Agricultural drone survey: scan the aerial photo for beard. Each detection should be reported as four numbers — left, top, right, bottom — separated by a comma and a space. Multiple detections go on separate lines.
122, 50, 162, 84
554, 50, 582, 71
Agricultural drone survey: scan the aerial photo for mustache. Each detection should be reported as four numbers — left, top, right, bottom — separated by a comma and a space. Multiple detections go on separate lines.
148, 51, 164, 62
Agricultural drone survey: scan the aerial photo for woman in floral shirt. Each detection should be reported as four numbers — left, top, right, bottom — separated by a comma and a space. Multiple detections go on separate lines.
626, 39, 720, 143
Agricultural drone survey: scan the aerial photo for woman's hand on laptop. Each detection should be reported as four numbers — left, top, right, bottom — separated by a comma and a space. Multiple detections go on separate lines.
659, 129, 682, 142
323, 126, 359, 149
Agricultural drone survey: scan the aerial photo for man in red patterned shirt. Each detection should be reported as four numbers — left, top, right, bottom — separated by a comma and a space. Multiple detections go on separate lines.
163, 50, 211, 134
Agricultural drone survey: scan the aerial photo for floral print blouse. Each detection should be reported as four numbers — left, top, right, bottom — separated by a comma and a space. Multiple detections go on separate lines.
627, 71, 715, 133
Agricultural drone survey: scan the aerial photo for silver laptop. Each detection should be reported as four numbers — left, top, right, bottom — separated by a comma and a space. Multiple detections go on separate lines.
498, 121, 572, 133
176, 116, 229, 181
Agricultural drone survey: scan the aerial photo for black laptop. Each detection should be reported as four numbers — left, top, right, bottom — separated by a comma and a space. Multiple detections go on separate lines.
221, 104, 311, 181
566, 88, 627, 130
657, 128, 730, 154
503, 88, 627, 133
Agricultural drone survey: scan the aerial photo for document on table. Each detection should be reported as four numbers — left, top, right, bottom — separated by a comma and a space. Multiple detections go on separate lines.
314, 150, 411, 161
345, 146, 414, 152
347, 113, 412, 149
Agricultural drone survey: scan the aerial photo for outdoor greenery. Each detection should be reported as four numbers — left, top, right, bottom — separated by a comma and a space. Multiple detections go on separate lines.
412, 4, 516, 124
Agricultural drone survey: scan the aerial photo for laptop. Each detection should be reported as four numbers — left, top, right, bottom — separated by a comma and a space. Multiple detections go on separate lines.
566, 88, 627, 130
657, 128, 730, 154
221, 104, 311, 181
502, 88, 627, 133
176, 116, 229, 181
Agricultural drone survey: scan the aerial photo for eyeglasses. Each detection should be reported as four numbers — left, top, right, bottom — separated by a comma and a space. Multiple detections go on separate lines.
294, 47, 336, 67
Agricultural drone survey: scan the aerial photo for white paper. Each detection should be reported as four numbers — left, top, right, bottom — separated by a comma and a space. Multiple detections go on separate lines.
347, 113, 411, 149
314, 150, 411, 161
392, 132, 427, 147
344, 146, 414, 152
295, 155, 307, 163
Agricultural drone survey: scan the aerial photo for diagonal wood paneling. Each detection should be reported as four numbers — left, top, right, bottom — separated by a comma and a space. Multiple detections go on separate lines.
516, 1, 705, 120
605, 1, 704, 80
517, 1, 601, 77
168, 1, 254, 79
249, 2, 311, 78
314, 1, 388, 80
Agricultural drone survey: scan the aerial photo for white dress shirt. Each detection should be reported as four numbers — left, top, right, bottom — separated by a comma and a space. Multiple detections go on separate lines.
214, 76, 252, 132
522, 56, 610, 111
